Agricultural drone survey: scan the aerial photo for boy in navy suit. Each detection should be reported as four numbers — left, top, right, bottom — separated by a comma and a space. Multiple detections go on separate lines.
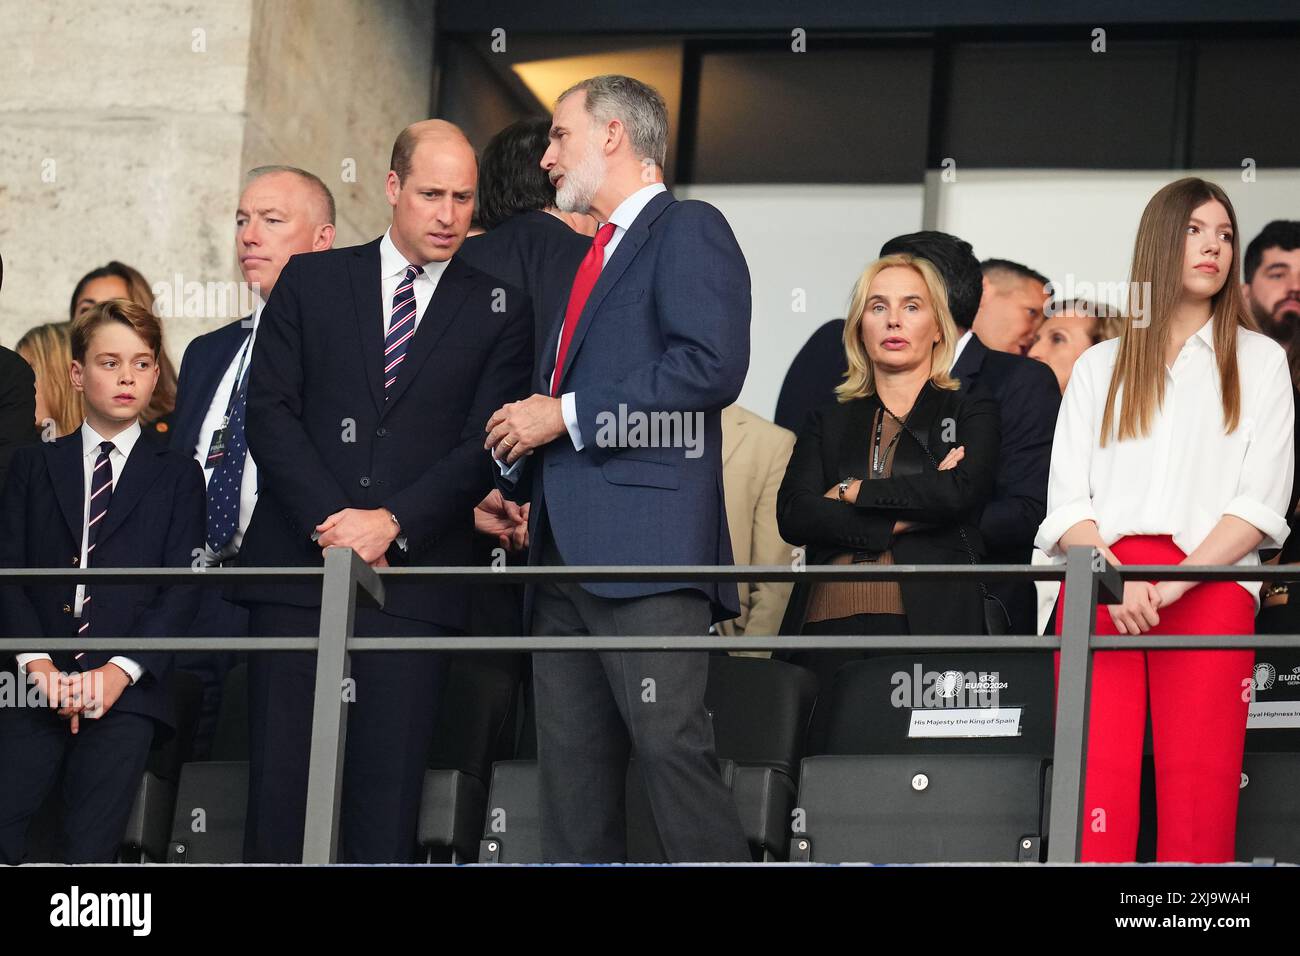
0, 299, 204, 864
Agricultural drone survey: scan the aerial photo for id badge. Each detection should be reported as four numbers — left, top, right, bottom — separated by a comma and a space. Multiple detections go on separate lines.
204, 427, 228, 468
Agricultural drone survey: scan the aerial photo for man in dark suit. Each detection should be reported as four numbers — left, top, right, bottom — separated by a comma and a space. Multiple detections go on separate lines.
485, 75, 750, 862
458, 118, 593, 642
237, 120, 533, 863
170, 165, 336, 759
1, 252, 38, 492
881, 232, 1061, 634
0, 300, 204, 863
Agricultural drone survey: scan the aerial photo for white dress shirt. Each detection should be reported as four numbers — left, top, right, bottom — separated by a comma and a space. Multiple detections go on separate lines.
194, 300, 262, 560
554, 182, 667, 450
17, 421, 145, 684
380, 227, 450, 334
950, 329, 974, 370
1035, 319, 1295, 608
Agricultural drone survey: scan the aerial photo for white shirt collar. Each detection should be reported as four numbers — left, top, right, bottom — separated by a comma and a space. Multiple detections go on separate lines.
81, 419, 142, 460
605, 182, 667, 234
1192, 315, 1217, 352
380, 227, 451, 284
950, 329, 974, 370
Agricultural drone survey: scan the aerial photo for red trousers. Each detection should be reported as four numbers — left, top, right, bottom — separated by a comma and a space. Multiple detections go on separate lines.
1053, 535, 1254, 863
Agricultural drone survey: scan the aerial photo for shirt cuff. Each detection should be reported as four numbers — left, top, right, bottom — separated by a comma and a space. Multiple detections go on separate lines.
493, 452, 525, 483
15, 653, 53, 674
561, 392, 584, 451
1035, 499, 1098, 556
1222, 495, 1290, 551
108, 656, 144, 685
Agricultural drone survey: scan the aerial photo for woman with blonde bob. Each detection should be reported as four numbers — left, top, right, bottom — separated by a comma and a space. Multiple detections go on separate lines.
777, 254, 1001, 740
1037, 178, 1295, 862
15, 322, 82, 438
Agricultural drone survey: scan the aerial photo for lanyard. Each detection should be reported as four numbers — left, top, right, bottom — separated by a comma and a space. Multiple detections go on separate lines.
221, 332, 254, 427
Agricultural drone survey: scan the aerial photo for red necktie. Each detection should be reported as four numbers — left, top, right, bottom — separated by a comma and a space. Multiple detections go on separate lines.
551, 222, 616, 396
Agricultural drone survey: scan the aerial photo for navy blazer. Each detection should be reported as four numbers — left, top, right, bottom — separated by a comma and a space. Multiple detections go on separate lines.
170, 316, 252, 463
0, 433, 206, 727
951, 333, 1060, 634
0, 346, 36, 493
236, 239, 534, 629
500, 190, 751, 622
458, 209, 590, 348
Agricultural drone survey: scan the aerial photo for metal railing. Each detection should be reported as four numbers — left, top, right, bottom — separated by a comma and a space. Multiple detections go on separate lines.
3, 544, 1298, 864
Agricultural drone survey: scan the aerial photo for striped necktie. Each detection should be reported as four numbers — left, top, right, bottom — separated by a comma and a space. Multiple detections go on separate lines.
77, 440, 115, 650
385, 264, 422, 396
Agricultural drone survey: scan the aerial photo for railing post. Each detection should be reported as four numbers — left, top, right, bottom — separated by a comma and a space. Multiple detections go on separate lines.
301, 547, 362, 864
1048, 545, 1120, 862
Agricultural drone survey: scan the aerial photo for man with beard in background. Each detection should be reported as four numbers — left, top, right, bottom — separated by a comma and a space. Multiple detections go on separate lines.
1243, 221, 1300, 655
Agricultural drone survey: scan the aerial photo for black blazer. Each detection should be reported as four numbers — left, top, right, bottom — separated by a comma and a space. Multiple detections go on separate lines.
776, 381, 1000, 636
0, 432, 205, 728
170, 316, 252, 462
951, 334, 1060, 634
0, 346, 36, 493
458, 209, 590, 349
235, 239, 534, 629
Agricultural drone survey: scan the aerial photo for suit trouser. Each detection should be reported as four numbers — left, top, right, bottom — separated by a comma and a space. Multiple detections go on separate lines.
0, 700, 154, 864
244, 603, 448, 863
531, 539, 749, 863
1052, 535, 1253, 863
175, 582, 249, 761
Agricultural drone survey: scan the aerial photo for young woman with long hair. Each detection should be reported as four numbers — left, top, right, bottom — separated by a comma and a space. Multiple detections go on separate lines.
1036, 178, 1295, 862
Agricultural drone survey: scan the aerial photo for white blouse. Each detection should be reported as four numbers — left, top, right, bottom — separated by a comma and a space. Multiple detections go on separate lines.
1035, 320, 1295, 608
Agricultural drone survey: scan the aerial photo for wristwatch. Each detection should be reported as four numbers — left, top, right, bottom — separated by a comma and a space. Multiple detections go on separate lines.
838, 477, 857, 502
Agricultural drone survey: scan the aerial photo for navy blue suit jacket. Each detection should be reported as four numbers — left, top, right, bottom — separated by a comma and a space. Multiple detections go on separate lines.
170, 317, 252, 464
458, 209, 590, 346
501, 190, 751, 622
0, 433, 206, 727
236, 240, 534, 629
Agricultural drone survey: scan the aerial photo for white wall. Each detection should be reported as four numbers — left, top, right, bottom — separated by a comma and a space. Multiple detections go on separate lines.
682, 171, 1300, 426
928, 168, 1300, 308
678, 183, 926, 421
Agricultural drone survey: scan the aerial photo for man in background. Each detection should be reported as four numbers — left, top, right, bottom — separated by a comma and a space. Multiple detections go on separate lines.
169, 165, 336, 760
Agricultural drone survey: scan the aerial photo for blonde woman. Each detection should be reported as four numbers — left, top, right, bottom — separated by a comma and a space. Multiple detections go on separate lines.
1037, 178, 1295, 862
776, 254, 1001, 728
15, 322, 82, 438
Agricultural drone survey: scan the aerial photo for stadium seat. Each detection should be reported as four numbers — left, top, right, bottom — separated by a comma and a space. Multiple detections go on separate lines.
166, 761, 249, 863
791, 753, 1049, 862
821, 653, 1055, 756
417, 768, 488, 863
478, 760, 542, 863
627, 654, 816, 861
1236, 752, 1300, 864
120, 669, 204, 861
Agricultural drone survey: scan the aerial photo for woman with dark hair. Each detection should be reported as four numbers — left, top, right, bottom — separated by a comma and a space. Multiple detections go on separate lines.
69, 261, 177, 436
1037, 178, 1295, 862
776, 253, 1000, 737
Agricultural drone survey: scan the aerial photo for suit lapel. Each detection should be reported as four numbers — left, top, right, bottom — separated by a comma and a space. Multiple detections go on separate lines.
952, 333, 987, 395
187, 322, 250, 452
382, 255, 473, 413
96, 439, 166, 545
551, 190, 675, 396
46, 436, 85, 543
348, 239, 388, 415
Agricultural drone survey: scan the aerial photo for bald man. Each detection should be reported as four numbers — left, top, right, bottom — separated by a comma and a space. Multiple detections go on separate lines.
236, 121, 534, 862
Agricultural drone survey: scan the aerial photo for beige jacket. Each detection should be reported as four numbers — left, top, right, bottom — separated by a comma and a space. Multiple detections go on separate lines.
717, 404, 797, 646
